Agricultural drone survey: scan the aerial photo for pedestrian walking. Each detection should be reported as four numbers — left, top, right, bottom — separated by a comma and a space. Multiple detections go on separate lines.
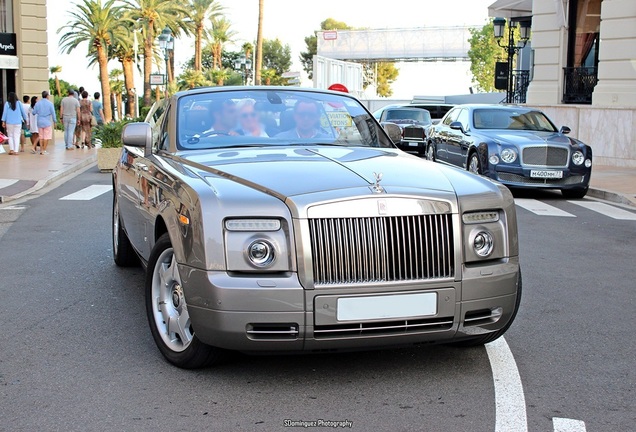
1, 92, 28, 156
32, 91, 57, 155
28, 96, 40, 154
20, 95, 30, 152
79, 91, 94, 148
92, 92, 105, 126
74, 86, 84, 146
60, 88, 80, 150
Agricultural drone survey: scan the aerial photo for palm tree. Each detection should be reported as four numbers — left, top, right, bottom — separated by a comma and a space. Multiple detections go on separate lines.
242, 42, 253, 59
209, 16, 236, 70
124, 0, 189, 107
58, 0, 129, 122
188, 0, 224, 71
112, 31, 141, 117
50, 66, 63, 97
206, 68, 230, 86
109, 69, 125, 120
178, 69, 207, 90
254, 0, 264, 85
261, 68, 276, 85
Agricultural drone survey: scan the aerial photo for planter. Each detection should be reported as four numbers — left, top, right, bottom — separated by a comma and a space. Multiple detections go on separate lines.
97, 147, 122, 172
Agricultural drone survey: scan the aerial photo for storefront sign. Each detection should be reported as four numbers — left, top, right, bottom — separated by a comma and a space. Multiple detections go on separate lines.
150, 74, 165, 85
0, 33, 17, 56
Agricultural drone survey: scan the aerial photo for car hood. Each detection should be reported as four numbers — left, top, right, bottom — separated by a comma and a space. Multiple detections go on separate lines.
482, 130, 574, 147
176, 146, 457, 199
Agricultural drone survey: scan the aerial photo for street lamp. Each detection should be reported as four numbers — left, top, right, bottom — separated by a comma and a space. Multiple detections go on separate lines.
157, 26, 174, 97
493, 17, 532, 104
233, 53, 253, 85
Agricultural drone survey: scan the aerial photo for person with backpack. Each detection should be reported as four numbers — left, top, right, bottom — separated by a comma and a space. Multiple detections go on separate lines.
1, 92, 28, 156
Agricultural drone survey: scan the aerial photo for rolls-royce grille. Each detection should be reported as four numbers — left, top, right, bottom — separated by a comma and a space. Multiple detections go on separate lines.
308, 215, 454, 285
402, 127, 425, 141
522, 146, 569, 167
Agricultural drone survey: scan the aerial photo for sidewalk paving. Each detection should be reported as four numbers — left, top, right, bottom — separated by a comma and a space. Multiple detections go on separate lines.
0, 137, 634, 207
0, 133, 97, 202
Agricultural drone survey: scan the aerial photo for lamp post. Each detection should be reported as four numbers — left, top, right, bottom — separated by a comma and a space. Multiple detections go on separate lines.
233, 53, 253, 85
493, 17, 531, 104
157, 26, 174, 97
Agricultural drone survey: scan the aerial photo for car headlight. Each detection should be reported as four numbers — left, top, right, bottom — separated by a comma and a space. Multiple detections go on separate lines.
489, 155, 499, 165
585, 159, 592, 168
572, 151, 585, 165
473, 231, 494, 257
463, 211, 500, 224
247, 240, 276, 267
500, 148, 517, 163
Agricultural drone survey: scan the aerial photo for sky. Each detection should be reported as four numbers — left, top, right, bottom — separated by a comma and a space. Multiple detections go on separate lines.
47, 0, 494, 100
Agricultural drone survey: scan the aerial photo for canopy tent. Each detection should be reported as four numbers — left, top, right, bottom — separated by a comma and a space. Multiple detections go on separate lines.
488, 0, 533, 18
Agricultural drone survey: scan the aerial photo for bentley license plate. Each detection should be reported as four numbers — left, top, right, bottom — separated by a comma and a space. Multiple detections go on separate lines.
530, 170, 563, 179
337, 292, 437, 321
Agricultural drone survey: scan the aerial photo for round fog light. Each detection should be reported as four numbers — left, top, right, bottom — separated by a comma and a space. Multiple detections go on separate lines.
572, 151, 585, 165
489, 155, 500, 165
473, 231, 494, 257
584, 159, 592, 168
248, 240, 275, 267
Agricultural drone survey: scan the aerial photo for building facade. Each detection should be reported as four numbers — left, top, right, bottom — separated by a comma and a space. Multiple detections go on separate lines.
491, 0, 636, 167
0, 0, 49, 105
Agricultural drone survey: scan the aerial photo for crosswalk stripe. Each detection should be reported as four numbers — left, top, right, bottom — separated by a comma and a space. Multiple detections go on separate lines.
514, 198, 576, 217
0, 179, 19, 189
60, 185, 112, 201
568, 200, 636, 220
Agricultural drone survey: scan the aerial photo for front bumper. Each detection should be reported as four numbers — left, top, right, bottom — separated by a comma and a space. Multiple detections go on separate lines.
396, 140, 426, 153
181, 257, 520, 352
489, 165, 591, 190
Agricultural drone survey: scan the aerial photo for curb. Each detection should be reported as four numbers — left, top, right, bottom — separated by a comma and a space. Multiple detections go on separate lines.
0, 154, 97, 203
587, 187, 636, 208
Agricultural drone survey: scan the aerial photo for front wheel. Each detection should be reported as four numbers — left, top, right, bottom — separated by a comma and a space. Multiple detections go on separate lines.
113, 191, 139, 267
467, 152, 482, 175
146, 233, 224, 368
561, 187, 588, 199
426, 143, 436, 162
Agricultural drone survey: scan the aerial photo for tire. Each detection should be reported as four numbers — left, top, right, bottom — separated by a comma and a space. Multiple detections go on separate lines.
561, 187, 588, 199
145, 233, 224, 369
467, 151, 482, 175
451, 271, 522, 347
426, 143, 436, 162
113, 191, 139, 267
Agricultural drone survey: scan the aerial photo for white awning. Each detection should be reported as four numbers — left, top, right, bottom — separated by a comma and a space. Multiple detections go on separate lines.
488, 0, 533, 18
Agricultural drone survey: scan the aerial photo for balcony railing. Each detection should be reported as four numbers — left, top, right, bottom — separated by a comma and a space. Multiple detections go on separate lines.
563, 67, 598, 104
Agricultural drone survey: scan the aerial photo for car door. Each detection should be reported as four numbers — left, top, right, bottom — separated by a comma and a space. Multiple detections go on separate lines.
446, 108, 471, 167
435, 108, 460, 163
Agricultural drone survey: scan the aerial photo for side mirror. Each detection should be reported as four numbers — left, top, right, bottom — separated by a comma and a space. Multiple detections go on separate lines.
380, 122, 402, 144
122, 122, 152, 154
450, 121, 464, 132
559, 126, 571, 135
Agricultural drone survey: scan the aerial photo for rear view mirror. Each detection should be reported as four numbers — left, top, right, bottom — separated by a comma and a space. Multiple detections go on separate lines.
122, 122, 152, 154
450, 121, 464, 132
380, 122, 402, 144
560, 126, 571, 135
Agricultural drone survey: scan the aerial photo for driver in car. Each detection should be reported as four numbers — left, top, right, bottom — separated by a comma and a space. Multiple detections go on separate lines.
276, 100, 331, 139
203, 99, 239, 136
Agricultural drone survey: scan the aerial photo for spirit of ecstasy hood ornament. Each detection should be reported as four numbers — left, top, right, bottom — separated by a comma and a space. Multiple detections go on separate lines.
371, 172, 385, 194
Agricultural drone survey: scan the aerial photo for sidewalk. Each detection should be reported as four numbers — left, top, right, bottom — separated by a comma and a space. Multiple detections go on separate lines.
0, 133, 97, 202
588, 165, 636, 207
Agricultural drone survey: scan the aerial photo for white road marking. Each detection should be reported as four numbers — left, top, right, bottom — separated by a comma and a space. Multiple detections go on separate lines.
485, 337, 528, 432
60, 185, 112, 201
568, 200, 636, 220
514, 199, 576, 217
0, 179, 18, 189
0, 205, 26, 210
553, 417, 587, 432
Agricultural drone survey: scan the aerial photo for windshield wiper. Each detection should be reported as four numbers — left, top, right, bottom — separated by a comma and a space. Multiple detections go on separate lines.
288, 142, 347, 147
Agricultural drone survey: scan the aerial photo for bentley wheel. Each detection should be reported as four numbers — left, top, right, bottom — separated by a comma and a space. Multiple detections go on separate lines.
561, 187, 588, 199
452, 271, 522, 347
468, 152, 482, 175
146, 233, 222, 369
113, 191, 139, 267
426, 143, 436, 162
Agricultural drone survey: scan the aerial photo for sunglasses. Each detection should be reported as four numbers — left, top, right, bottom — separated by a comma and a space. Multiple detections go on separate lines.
241, 112, 258, 119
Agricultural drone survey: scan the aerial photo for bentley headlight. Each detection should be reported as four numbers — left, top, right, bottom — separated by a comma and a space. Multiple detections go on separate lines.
473, 231, 494, 257
500, 148, 517, 163
247, 240, 275, 267
572, 151, 585, 165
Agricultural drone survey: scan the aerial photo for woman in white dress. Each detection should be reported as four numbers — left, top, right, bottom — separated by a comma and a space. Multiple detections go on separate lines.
28, 96, 40, 154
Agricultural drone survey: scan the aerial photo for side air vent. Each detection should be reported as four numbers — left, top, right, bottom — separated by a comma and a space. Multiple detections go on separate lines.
246, 323, 299, 340
464, 307, 503, 327
313, 317, 453, 339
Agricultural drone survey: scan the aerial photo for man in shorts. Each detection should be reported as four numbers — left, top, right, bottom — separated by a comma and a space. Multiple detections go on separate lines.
32, 91, 57, 155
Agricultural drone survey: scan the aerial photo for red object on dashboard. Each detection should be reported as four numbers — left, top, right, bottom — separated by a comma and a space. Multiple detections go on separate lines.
328, 83, 349, 93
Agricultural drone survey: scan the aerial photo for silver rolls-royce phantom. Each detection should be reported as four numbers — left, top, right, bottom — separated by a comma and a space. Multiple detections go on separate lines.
112, 87, 521, 369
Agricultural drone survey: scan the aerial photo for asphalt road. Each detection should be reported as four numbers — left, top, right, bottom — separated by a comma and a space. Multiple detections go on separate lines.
0, 167, 634, 432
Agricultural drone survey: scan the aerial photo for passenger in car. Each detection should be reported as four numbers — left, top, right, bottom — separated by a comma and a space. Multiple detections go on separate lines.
275, 100, 331, 139
235, 98, 270, 137
204, 99, 238, 135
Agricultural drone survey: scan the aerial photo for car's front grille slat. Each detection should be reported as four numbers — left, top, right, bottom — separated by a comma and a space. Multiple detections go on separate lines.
309, 214, 454, 286
522, 146, 569, 167
497, 172, 584, 185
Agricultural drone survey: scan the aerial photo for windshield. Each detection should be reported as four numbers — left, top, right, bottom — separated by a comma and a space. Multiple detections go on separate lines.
176, 89, 394, 150
385, 109, 431, 124
473, 109, 556, 132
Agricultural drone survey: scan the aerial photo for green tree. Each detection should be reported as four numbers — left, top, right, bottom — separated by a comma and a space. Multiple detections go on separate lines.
187, 0, 224, 71
50, 66, 63, 97
376, 62, 399, 97
110, 24, 143, 116
209, 16, 236, 69
300, 18, 351, 79
261, 38, 291, 85
467, 20, 508, 92
109, 69, 125, 119
124, 0, 189, 106
58, 0, 129, 122
177, 68, 208, 90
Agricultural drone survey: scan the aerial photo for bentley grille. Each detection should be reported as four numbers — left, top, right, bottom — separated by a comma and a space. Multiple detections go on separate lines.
522, 146, 569, 167
308, 215, 454, 285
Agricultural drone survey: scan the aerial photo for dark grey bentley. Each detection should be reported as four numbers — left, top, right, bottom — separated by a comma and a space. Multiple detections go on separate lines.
112, 87, 521, 368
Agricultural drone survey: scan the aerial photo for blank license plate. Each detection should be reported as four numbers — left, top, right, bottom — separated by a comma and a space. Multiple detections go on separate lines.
337, 293, 437, 321
530, 170, 563, 179
407, 142, 419, 147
